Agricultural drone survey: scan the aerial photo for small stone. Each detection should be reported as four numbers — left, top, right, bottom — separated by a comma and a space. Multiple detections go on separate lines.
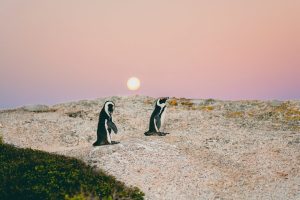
0, 123, 3, 128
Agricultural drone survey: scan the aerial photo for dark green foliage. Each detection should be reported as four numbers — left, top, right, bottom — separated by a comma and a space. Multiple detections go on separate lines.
0, 143, 144, 200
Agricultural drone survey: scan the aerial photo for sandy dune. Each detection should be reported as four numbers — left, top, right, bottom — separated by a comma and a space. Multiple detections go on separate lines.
0, 96, 299, 199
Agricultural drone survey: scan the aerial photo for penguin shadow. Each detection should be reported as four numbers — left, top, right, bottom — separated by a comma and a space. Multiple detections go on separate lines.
110, 141, 120, 145
93, 141, 120, 147
144, 132, 170, 136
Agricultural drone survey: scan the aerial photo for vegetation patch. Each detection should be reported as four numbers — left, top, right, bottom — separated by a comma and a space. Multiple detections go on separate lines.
225, 102, 300, 131
168, 99, 178, 106
22, 105, 57, 113
200, 106, 214, 111
204, 98, 215, 105
225, 111, 245, 118
255, 102, 300, 122
0, 143, 144, 200
180, 100, 194, 107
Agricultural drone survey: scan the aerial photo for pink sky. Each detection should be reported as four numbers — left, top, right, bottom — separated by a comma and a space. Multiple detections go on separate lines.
0, 0, 299, 108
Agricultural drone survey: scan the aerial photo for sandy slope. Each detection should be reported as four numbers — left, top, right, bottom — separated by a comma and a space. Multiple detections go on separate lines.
0, 96, 299, 199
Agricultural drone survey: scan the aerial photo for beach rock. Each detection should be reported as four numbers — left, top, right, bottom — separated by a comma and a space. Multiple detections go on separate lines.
22, 104, 51, 112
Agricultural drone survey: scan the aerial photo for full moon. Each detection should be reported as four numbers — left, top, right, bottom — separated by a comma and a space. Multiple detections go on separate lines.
127, 77, 141, 91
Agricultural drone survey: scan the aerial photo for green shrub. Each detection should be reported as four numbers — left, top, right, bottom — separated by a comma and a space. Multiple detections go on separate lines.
0, 143, 144, 200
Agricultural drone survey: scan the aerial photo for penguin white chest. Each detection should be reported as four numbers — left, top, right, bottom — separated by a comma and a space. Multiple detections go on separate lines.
160, 107, 167, 127
105, 119, 111, 143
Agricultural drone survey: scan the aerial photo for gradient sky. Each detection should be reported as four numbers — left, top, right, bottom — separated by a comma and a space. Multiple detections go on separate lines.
1, 0, 299, 108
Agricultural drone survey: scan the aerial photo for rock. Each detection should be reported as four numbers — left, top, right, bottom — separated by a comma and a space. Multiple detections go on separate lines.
270, 100, 282, 107
0, 123, 3, 128
67, 110, 85, 118
22, 104, 51, 112
191, 99, 206, 105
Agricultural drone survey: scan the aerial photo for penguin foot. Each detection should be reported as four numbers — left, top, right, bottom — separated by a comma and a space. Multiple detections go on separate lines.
93, 142, 102, 146
93, 141, 119, 146
93, 141, 109, 146
144, 131, 152, 136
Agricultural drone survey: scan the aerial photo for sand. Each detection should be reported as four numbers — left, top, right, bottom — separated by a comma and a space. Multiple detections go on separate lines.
0, 96, 299, 199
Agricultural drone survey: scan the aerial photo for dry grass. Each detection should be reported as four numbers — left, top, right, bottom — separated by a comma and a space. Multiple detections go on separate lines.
254, 102, 300, 123
225, 111, 244, 118
200, 106, 215, 111
224, 102, 300, 130
180, 101, 194, 107
168, 99, 178, 106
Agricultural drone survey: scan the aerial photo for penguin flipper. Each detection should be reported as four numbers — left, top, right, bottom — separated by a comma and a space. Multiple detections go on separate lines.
107, 120, 118, 134
154, 115, 161, 131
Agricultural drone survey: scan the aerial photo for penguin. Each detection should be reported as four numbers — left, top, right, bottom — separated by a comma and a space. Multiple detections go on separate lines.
93, 101, 118, 146
144, 97, 170, 136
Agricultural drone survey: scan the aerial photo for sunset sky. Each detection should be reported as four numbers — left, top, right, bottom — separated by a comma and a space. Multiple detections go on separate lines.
1, 0, 299, 108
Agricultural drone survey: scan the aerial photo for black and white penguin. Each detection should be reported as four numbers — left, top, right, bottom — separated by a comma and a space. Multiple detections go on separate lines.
144, 97, 170, 136
93, 101, 118, 146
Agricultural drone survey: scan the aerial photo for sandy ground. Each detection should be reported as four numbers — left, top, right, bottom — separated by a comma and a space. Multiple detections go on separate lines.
0, 96, 299, 200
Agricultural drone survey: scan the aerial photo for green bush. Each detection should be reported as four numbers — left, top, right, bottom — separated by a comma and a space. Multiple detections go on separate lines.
0, 143, 144, 200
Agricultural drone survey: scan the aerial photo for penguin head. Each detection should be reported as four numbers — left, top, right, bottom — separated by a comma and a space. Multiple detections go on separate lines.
104, 101, 115, 117
156, 97, 169, 108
